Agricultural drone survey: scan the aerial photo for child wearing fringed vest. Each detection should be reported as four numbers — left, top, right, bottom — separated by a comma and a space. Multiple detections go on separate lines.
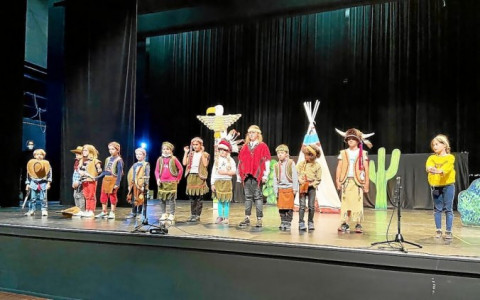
273, 144, 299, 231
155, 141, 183, 223
77, 144, 102, 218
183, 137, 210, 223
335, 128, 373, 233
296, 144, 322, 231
211, 140, 236, 224
126, 147, 150, 221
96, 142, 124, 220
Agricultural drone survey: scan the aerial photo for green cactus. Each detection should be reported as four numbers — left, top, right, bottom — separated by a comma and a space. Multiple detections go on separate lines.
369, 148, 401, 210
262, 159, 278, 204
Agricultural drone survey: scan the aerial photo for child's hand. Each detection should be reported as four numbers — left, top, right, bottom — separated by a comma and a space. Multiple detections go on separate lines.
184, 146, 189, 153
211, 185, 216, 192
47, 182, 51, 190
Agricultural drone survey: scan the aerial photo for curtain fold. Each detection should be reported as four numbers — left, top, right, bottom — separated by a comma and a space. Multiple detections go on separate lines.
61, 0, 137, 205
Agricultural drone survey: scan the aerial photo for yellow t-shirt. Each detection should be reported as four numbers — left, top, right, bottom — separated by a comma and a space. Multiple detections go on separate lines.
425, 154, 455, 186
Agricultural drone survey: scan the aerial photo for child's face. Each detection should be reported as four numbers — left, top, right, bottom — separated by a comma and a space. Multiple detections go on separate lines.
191, 142, 201, 152
82, 148, 89, 157
75, 153, 82, 160
347, 137, 359, 148
248, 131, 259, 141
108, 146, 118, 156
34, 152, 44, 160
277, 151, 287, 161
432, 139, 446, 155
305, 152, 315, 162
219, 148, 228, 157
162, 146, 172, 156
135, 151, 145, 161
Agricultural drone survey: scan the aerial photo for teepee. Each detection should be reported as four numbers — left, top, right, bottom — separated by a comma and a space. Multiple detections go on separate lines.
294, 100, 340, 213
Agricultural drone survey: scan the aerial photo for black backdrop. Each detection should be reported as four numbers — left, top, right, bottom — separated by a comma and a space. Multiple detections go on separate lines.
60, 0, 137, 205
138, 0, 479, 202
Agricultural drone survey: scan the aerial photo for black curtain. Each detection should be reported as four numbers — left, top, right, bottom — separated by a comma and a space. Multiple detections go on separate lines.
61, 0, 137, 206
0, 1, 26, 207
142, 0, 479, 201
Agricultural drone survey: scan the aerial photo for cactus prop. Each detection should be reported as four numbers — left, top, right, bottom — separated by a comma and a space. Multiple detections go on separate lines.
262, 159, 278, 204
369, 148, 401, 210
458, 179, 480, 226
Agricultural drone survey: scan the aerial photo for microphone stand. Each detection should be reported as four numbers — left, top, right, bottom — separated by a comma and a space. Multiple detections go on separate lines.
131, 176, 168, 234
371, 177, 422, 253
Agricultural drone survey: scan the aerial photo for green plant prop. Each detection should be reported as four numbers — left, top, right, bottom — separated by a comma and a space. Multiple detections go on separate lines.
262, 159, 278, 204
369, 148, 401, 210
458, 178, 480, 226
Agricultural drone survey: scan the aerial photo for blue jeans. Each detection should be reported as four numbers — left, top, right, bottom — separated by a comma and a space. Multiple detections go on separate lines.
431, 184, 455, 232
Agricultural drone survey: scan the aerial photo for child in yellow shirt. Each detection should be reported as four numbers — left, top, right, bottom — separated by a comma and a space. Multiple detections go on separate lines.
426, 134, 456, 239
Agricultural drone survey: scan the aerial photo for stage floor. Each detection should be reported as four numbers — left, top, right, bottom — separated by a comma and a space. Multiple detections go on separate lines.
1, 200, 479, 259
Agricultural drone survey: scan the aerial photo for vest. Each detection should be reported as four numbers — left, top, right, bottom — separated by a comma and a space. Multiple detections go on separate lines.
79, 158, 101, 181
156, 156, 179, 177
338, 150, 366, 186
104, 156, 123, 176
274, 159, 294, 183
185, 151, 209, 179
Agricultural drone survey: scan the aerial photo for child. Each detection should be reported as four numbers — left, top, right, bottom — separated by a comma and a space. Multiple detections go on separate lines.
183, 137, 210, 222
71, 146, 85, 215
96, 142, 124, 219
273, 144, 299, 231
127, 147, 150, 220
426, 134, 456, 239
237, 125, 271, 228
78, 144, 102, 218
211, 140, 236, 224
24, 149, 52, 216
155, 142, 183, 223
296, 144, 321, 231
335, 128, 373, 233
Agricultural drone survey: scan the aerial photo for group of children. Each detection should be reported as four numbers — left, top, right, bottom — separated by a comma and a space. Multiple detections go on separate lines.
22, 127, 457, 238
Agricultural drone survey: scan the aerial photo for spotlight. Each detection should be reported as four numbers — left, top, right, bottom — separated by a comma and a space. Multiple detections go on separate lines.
140, 142, 148, 149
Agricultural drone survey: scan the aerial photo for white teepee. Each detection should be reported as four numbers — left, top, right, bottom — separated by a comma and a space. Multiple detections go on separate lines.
294, 100, 340, 213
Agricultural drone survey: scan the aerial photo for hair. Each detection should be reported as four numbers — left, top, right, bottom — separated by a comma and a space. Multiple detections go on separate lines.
245, 132, 263, 144
302, 144, 321, 158
33, 149, 46, 157
83, 144, 99, 160
431, 134, 451, 154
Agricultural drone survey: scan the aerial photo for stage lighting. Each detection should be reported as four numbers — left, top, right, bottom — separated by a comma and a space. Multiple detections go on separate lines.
140, 142, 148, 149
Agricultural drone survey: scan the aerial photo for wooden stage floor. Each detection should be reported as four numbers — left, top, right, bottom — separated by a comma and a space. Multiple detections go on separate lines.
1, 200, 479, 259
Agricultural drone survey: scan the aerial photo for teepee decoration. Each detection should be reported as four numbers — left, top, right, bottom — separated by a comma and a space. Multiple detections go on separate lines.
294, 100, 340, 213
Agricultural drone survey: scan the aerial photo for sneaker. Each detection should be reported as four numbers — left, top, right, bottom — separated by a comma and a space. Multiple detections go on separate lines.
72, 211, 83, 217
24, 210, 34, 216
82, 211, 94, 218
278, 222, 285, 230
107, 211, 115, 219
215, 216, 224, 224
354, 224, 363, 233
308, 221, 315, 231
239, 217, 250, 227
187, 215, 197, 222
195, 215, 201, 222
159, 213, 168, 221
125, 213, 136, 219
42, 210, 48, 217
284, 222, 291, 231
167, 214, 175, 222
95, 211, 108, 218
435, 230, 442, 238
256, 218, 263, 228
444, 231, 453, 239
299, 221, 307, 231
221, 218, 229, 225
338, 223, 350, 232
